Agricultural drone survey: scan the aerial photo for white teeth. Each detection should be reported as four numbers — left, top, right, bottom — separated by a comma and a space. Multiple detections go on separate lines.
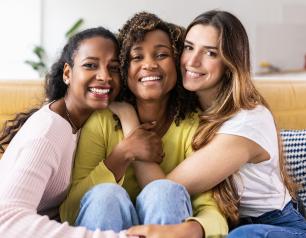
186, 70, 203, 78
140, 76, 161, 82
89, 88, 110, 94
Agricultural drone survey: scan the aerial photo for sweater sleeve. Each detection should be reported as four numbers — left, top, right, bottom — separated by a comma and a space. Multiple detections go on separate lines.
186, 191, 228, 238
0, 138, 126, 238
60, 111, 121, 224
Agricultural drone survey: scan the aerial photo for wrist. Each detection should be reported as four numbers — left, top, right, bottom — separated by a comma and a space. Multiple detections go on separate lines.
104, 142, 132, 181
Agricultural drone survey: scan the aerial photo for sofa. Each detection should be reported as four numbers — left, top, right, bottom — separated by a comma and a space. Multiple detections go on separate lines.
0, 79, 305, 207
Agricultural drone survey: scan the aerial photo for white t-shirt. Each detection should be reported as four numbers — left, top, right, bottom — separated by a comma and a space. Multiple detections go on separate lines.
0, 104, 126, 238
217, 105, 291, 217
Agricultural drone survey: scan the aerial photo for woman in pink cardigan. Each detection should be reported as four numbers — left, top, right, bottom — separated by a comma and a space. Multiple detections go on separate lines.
0, 27, 143, 238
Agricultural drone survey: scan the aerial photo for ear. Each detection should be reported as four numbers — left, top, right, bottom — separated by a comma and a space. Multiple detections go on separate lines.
63, 63, 72, 85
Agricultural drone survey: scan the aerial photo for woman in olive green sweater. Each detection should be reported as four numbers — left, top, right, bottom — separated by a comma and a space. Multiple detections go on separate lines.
60, 12, 228, 238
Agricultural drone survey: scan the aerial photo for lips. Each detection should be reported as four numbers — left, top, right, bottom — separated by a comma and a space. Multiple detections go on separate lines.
185, 70, 205, 79
139, 75, 162, 82
88, 86, 112, 98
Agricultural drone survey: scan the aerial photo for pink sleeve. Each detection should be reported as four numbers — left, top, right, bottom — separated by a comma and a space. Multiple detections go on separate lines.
0, 138, 128, 238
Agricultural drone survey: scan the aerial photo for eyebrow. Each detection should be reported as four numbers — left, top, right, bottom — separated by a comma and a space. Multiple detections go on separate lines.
81, 57, 119, 63
185, 40, 218, 50
131, 44, 171, 51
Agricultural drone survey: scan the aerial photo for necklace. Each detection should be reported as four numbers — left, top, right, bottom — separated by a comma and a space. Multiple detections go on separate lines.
64, 98, 79, 133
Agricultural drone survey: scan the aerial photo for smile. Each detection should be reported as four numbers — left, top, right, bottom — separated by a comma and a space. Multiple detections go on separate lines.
88, 87, 110, 95
186, 70, 205, 78
140, 76, 162, 82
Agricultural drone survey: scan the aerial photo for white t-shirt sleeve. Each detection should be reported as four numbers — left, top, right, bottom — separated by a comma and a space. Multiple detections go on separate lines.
217, 105, 278, 159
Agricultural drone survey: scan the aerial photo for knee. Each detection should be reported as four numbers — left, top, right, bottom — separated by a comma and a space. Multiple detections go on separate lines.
228, 225, 258, 238
140, 179, 189, 200
81, 183, 129, 207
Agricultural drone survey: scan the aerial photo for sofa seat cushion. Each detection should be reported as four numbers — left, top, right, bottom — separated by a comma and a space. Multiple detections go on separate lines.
281, 129, 306, 206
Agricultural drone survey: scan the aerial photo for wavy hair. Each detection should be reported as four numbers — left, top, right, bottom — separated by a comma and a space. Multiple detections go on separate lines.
188, 10, 297, 227
117, 11, 198, 125
0, 27, 118, 152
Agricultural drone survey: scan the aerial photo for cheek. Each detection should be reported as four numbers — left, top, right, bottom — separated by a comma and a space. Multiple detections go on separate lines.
180, 51, 188, 66
112, 75, 121, 97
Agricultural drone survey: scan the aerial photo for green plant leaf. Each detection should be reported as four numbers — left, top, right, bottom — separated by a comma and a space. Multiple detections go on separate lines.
65, 18, 84, 39
33, 46, 45, 59
25, 60, 46, 71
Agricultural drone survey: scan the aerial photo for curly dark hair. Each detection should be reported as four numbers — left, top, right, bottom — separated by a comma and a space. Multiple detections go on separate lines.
0, 27, 118, 152
117, 12, 198, 125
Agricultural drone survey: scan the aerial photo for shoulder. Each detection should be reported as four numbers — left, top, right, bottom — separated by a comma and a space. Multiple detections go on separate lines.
24, 104, 71, 139
83, 108, 117, 132
167, 112, 199, 139
177, 112, 200, 129
218, 105, 278, 155
222, 105, 274, 129
11, 104, 75, 158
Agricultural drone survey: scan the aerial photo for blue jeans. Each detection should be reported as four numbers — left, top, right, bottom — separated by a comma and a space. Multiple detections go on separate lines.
75, 179, 193, 232
228, 202, 306, 238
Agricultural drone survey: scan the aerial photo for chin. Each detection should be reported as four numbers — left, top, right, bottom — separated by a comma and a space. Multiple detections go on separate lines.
183, 83, 198, 92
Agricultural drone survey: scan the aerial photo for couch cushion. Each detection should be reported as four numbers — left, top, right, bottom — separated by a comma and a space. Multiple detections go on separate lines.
0, 80, 45, 130
254, 80, 306, 129
281, 129, 306, 206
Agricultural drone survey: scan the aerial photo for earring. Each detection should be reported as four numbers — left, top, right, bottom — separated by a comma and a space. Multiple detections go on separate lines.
64, 79, 69, 85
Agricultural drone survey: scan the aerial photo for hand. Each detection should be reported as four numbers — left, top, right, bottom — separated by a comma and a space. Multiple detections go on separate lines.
104, 122, 163, 182
126, 222, 204, 238
122, 123, 163, 164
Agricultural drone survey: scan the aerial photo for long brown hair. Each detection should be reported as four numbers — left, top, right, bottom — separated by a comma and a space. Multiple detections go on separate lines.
187, 10, 297, 227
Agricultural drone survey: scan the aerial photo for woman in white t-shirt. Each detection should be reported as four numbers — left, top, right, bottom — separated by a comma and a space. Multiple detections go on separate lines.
117, 10, 306, 238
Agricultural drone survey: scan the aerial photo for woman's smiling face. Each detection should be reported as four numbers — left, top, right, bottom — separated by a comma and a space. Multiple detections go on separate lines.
64, 36, 120, 110
127, 29, 177, 102
180, 24, 225, 98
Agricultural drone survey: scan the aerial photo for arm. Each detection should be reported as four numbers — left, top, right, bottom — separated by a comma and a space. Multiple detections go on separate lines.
0, 138, 125, 238
60, 110, 164, 224
109, 102, 166, 188
167, 133, 268, 195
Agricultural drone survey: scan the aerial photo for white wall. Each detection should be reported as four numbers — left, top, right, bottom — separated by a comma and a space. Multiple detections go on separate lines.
40, 0, 306, 73
0, 0, 41, 79
1, 0, 306, 79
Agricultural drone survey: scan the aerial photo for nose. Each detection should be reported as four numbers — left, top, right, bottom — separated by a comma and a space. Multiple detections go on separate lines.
142, 57, 158, 70
185, 51, 202, 68
96, 67, 112, 82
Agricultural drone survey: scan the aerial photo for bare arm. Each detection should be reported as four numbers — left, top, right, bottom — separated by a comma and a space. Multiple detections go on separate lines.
109, 102, 166, 188
167, 133, 269, 195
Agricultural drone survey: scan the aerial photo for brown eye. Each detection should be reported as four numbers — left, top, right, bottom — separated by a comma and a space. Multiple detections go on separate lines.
83, 63, 97, 69
109, 65, 120, 73
183, 44, 193, 51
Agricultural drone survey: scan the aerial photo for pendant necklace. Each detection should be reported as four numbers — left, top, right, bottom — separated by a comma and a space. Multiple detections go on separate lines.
64, 98, 79, 133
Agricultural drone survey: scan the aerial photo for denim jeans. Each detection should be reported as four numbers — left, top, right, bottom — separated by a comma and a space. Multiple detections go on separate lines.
75, 179, 193, 232
227, 202, 306, 238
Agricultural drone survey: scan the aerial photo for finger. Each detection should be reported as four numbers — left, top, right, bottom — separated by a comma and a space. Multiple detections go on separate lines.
138, 121, 156, 131
127, 226, 148, 236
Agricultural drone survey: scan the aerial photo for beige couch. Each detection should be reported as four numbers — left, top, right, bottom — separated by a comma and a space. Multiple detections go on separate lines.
1, 79, 306, 130
0, 78, 306, 208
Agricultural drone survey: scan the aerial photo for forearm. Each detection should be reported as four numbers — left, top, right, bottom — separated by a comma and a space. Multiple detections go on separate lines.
132, 161, 166, 188
109, 102, 139, 136
104, 141, 134, 182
